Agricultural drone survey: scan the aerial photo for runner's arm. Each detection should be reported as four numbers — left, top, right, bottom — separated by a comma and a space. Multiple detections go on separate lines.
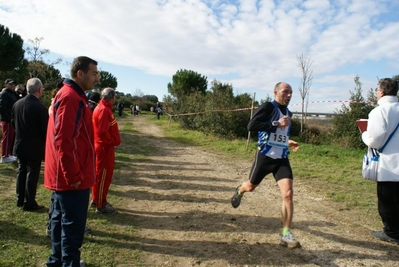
247, 102, 276, 131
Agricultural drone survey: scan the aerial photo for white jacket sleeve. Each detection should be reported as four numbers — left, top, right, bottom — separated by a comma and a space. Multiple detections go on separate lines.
361, 108, 387, 149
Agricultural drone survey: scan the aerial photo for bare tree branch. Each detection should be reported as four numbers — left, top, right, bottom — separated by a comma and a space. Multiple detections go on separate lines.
297, 53, 314, 135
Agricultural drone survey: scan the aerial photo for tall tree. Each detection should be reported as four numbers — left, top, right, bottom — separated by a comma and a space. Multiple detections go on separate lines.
0, 25, 24, 72
297, 53, 313, 135
167, 69, 207, 98
94, 70, 117, 90
332, 76, 374, 148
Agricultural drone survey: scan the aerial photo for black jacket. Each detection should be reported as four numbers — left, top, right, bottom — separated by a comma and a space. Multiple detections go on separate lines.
247, 101, 292, 132
0, 88, 18, 122
11, 94, 49, 160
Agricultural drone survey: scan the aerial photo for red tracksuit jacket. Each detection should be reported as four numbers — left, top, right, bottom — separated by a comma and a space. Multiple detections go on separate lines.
44, 79, 96, 191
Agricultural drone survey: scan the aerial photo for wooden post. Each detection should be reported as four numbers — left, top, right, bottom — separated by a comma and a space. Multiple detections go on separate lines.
246, 92, 256, 151
168, 115, 172, 126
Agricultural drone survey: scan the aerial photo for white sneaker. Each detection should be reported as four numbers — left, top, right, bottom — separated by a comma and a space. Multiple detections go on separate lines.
1, 156, 16, 163
280, 231, 301, 248
9, 155, 17, 161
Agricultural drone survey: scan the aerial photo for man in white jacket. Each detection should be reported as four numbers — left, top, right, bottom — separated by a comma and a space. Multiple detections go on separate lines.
362, 78, 399, 244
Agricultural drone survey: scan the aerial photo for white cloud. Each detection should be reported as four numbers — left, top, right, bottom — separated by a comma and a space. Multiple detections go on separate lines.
0, 0, 398, 112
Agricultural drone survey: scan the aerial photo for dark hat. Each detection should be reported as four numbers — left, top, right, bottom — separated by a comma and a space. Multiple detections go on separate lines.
5, 79, 15, 84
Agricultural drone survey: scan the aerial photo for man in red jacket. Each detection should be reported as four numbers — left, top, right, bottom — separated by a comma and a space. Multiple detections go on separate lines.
91, 87, 121, 214
45, 56, 99, 267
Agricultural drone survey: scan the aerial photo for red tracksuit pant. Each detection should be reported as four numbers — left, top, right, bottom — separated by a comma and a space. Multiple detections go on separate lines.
1, 121, 15, 158
92, 146, 115, 208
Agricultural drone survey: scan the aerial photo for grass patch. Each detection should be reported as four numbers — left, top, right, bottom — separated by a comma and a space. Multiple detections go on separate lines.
0, 115, 147, 267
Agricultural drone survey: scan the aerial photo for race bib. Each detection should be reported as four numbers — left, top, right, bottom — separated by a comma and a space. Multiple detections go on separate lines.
267, 133, 289, 147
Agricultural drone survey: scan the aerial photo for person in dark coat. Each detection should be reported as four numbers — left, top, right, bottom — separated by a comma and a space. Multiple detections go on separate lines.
88, 91, 101, 111
15, 84, 27, 99
11, 78, 49, 211
117, 102, 124, 116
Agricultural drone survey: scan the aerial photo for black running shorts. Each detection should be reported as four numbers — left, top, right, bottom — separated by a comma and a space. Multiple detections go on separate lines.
248, 150, 293, 185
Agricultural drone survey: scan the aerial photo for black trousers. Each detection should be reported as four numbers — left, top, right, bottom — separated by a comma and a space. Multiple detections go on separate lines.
377, 181, 399, 239
16, 158, 42, 208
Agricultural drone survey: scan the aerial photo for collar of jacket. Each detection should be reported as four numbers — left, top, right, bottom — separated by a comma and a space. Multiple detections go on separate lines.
63, 78, 86, 97
100, 98, 114, 109
3, 88, 14, 94
378, 95, 398, 106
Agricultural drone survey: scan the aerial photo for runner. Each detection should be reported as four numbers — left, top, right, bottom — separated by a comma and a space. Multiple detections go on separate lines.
231, 82, 301, 248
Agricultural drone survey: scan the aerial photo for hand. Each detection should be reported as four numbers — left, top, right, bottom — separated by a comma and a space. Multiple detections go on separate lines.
278, 116, 291, 128
70, 181, 81, 188
288, 140, 299, 152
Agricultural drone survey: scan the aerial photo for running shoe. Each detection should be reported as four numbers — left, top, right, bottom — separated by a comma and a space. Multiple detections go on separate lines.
231, 186, 242, 208
96, 203, 118, 214
280, 231, 301, 248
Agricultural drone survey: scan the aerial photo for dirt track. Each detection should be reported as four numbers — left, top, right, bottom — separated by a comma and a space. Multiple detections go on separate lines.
121, 115, 399, 267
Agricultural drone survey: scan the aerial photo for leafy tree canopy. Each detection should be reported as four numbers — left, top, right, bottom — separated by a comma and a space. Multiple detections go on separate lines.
0, 25, 24, 72
94, 70, 118, 90
167, 69, 207, 97
143, 95, 159, 103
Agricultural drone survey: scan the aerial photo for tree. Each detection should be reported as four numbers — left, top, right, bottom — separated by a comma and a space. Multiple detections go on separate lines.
0, 59, 29, 85
133, 88, 144, 97
94, 70, 118, 90
143, 95, 159, 103
25, 37, 62, 78
167, 69, 207, 98
297, 53, 313, 135
259, 94, 272, 105
165, 69, 208, 122
332, 76, 375, 148
0, 25, 25, 72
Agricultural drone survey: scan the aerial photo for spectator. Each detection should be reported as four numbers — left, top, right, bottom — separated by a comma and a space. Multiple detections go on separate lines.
49, 78, 64, 114
362, 78, 399, 244
11, 78, 48, 211
117, 102, 124, 116
135, 104, 140, 115
88, 91, 101, 111
47, 77, 94, 236
44, 56, 99, 267
15, 84, 27, 99
156, 102, 162, 120
91, 87, 121, 214
0, 78, 18, 163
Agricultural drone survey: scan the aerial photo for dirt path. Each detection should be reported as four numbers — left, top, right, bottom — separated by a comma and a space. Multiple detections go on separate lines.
122, 116, 399, 267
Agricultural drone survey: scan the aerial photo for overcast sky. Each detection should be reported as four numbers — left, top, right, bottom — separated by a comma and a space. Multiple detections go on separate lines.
1, 0, 398, 112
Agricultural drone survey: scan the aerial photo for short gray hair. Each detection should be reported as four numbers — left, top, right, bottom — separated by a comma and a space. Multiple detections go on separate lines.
101, 87, 116, 100
26, 78, 43, 94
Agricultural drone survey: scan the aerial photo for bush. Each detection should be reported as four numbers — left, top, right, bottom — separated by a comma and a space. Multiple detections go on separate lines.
300, 126, 322, 145
290, 117, 301, 137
